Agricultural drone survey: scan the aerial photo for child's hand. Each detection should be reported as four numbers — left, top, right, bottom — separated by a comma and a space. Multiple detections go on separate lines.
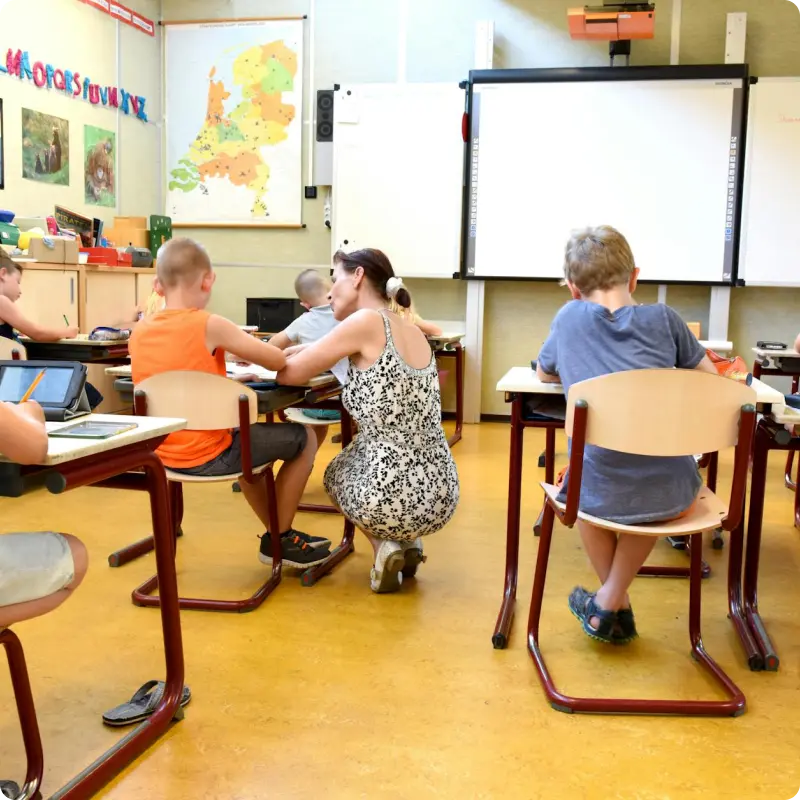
62, 326, 79, 339
284, 344, 307, 358
18, 400, 46, 425
231, 373, 258, 384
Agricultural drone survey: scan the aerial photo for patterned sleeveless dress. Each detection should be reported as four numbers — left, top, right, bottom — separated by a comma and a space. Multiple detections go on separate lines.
323, 311, 459, 541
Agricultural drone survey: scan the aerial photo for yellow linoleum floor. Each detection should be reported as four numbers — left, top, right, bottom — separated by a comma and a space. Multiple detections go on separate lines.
1, 422, 800, 799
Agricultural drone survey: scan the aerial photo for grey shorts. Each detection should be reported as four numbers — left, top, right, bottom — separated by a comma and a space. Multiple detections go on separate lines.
172, 422, 308, 477
0, 532, 75, 607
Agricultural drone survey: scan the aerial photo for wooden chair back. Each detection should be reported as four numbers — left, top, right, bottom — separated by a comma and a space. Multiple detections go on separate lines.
134, 371, 258, 430
566, 369, 756, 457
0, 337, 26, 360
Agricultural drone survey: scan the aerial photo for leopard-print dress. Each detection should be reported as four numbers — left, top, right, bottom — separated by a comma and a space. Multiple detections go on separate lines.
323, 311, 459, 541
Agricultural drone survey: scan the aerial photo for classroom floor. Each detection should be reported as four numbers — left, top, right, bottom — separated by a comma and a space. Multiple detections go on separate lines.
1, 422, 800, 799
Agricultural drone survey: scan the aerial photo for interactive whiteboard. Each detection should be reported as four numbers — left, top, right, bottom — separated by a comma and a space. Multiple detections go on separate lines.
332, 83, 465, 278
740, 78, 800, 286
463, 66, 748, 285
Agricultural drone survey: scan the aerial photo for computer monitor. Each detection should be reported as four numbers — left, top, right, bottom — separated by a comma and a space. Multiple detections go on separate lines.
246, 298, 303, 333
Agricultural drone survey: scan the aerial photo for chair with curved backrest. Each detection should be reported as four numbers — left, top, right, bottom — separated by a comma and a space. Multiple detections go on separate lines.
528, 368, 756, 717
0, 337, 27, 361
0, 626, 44, 799
130, 371, 284, 613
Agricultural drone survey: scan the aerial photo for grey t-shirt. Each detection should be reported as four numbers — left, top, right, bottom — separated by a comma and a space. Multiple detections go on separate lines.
538, 300, 705, 524
284, 304, 338, 346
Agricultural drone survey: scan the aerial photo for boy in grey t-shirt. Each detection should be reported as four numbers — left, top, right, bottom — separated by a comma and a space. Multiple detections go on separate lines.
536, 225, 717, 645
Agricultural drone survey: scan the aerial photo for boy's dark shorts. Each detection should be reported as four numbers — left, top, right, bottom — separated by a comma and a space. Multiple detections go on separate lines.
171, 422, 307, 477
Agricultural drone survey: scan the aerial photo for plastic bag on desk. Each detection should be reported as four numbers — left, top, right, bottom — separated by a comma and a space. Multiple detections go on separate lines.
706, 350, 752, 385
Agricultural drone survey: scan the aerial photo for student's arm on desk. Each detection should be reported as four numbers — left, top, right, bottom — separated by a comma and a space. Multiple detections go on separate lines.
268, 330, 293, 350
694, 355, 718, 376
206, 315, 286, 371
536, 362, 561, 383
277, 313, 367, 385
416, 318, 443, 337
0, 296, 78, 340
0, 401, 48, 463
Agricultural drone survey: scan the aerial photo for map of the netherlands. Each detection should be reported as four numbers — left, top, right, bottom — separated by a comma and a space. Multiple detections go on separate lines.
165, 21, 303, 226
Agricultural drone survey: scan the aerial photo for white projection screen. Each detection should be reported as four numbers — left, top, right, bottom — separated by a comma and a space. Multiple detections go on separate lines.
462, 66, 748, 284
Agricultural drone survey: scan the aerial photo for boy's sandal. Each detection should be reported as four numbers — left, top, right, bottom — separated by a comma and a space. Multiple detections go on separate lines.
568, 586, 616, 644
102, 680, 191, 727
614, 607, 638, 645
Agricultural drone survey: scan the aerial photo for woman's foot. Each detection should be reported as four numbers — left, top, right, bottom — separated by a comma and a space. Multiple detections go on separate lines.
568, 587, 617, 643
400, 538, 427, 578
370, 540, 405, 593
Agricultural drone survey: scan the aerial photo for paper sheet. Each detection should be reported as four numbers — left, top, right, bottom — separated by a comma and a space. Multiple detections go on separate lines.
226, 363, 277, 381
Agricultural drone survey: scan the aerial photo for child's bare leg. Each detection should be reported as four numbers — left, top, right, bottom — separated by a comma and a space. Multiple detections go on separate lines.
577, 521, 634, 610
312, 424, 329, 450
239, 430, 319, 532
0, 535, 88, 627
594, 533, 657, 618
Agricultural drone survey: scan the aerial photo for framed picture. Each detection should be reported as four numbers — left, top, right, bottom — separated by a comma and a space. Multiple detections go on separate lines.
0, 99, 4, 190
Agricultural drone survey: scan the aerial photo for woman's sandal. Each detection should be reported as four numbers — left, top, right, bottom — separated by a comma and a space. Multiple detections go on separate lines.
568, 587, 617, 644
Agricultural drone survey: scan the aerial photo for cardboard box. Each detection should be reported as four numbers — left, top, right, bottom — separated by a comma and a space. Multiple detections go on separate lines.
106, 225, 149, 249
62, 239, 80, 264
113, 216, 147, 229
29, 237, 65, 263
687, 322, 702, 338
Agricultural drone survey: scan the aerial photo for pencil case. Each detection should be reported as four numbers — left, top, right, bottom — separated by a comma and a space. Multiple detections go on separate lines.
89, 327, 131, 341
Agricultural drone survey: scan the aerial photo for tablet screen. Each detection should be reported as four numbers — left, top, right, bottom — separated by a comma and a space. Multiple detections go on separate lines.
0, 366, 74, 403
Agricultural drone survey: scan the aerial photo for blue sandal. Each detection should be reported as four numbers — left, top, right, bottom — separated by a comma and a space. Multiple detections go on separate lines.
614, 607, 638, 644
568, 587, 617, 644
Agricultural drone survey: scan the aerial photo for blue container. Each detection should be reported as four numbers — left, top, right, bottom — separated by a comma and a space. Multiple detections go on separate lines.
0, 210, 15, 224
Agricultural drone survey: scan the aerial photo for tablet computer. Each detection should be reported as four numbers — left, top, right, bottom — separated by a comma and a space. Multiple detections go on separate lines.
0, 361, 87, 408
48, 420, 138, 439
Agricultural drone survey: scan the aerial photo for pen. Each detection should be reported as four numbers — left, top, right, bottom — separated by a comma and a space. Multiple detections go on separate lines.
20, 368, 47, 403
63, 315, 69, 326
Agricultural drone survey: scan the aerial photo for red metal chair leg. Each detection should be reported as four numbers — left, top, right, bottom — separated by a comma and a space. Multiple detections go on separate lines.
132, 470, 283, 613
447, 343, 464, 447
1, 628, 44, 800
527, 527, 746, 716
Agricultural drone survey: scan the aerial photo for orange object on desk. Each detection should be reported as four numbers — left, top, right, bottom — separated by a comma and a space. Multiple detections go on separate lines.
80, 247, 133, 266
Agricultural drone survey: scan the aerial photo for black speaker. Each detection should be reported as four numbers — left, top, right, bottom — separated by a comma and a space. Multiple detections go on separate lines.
316, 89, 334, 142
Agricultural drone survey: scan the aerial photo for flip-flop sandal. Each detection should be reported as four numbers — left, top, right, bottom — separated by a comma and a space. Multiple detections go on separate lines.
614, 607, 638, 645
102, 680, 191, 727
0, 780, 20, 799
568, 586, 616, 644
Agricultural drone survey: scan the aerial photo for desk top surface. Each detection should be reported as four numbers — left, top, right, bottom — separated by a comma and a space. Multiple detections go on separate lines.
0, 414, 186, 466
21, 335, 129, 347
752, 347, 800, 359
496, 366, 785, 406
105, 363, 335, 388
428, 332, 464, 346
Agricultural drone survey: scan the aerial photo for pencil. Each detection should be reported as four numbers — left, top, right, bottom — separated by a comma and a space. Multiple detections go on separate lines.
63, 315, 69, 326
20, 368, 46, 403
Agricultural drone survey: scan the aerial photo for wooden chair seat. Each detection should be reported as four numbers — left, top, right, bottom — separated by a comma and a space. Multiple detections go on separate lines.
540, 483, 726, 537
282, 407, 338, 427
165, 462, 271, 484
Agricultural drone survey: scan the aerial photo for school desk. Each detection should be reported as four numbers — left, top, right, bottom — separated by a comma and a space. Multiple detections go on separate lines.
751, 347, 800, 519
491, 366, 785, 650
0, 414, 186, 800
429, 332, 464, 447
20, 335, 129, 363
728, 403, 800, 671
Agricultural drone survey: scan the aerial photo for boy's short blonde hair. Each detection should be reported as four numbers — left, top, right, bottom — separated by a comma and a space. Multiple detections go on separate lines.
156, 237, 212, 289
563, 226, 636, 296
294, 269, 330, 305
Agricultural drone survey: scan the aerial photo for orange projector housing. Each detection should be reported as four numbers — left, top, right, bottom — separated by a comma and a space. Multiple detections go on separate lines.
568, 5, 656, 41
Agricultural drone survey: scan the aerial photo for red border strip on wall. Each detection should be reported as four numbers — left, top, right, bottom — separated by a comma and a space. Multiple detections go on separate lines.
78, 0, 155, 37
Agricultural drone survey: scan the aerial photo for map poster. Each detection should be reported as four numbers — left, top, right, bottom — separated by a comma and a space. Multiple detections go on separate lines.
165, 20, 304, 227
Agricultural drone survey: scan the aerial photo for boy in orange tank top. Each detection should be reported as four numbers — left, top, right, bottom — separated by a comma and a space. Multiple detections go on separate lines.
129, 238, 330, 569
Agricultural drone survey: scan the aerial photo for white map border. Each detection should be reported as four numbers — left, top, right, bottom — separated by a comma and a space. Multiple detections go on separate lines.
164, 19, 304, 227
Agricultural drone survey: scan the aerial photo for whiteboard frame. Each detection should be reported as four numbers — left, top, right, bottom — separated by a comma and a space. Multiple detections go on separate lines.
460, 64, 750, 286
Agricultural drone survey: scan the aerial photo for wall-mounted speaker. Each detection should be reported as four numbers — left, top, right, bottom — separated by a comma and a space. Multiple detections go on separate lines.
316, 89, 334, 142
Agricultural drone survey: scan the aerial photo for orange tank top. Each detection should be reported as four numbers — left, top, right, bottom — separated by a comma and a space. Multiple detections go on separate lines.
129, 308, 232, 469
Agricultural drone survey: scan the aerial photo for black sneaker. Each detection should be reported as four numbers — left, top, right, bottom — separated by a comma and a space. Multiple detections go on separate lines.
258, 533, 330, 568
289, 528, 332, 550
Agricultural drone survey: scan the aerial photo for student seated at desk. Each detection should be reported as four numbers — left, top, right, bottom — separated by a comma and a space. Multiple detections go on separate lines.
129, 238, 330, 568
536, 225, 717, 644
278, 248, 459, 593
0, 399, 87, 628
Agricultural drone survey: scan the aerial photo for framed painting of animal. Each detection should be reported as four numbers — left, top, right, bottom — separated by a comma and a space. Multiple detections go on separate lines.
84, 124, 115, 207
21, 108, 69, 186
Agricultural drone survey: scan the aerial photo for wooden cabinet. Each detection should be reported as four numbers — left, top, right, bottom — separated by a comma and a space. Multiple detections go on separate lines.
17, 268, 79, 330
136, 272, 156, 306
82, 272, 137, 332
